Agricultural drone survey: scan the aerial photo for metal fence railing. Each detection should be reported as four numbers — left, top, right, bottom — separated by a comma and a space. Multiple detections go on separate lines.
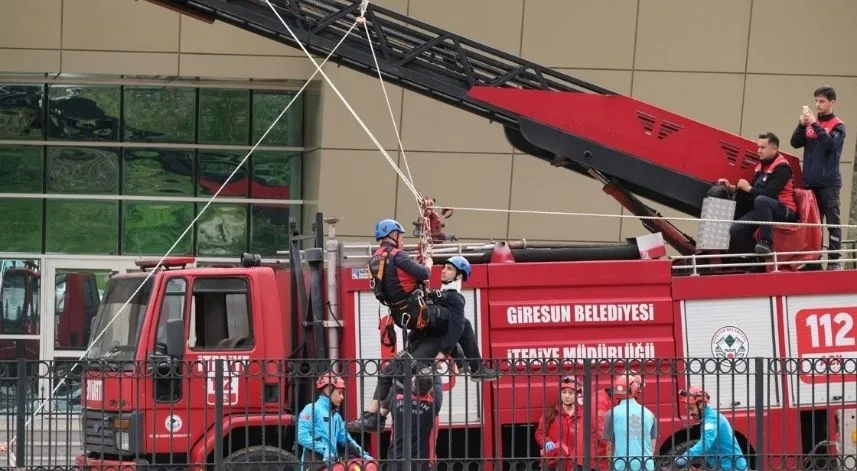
0, 356, 854, 471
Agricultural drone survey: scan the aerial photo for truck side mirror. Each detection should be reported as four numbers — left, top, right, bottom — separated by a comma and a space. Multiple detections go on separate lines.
165, 318, 185, 360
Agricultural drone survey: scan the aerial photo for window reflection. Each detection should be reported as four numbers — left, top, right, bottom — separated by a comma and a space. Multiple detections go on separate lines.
0, 259, 41, 335
252, 91, 303, 147
197, 204, 248, 256
55, 269, 108, 350
198, 151, 248, 197
123, 87, 196, 143
47, 147, 119, 194
251, 205, 290, 255
47, 85, 120, 141
198, 89, 249, 145
46, 200, 119, 254
0, 146, 43, 193
123, 202, 194, 255
251, 151, 298, 199
123, 148, 194, 196
0, 199, 42, 253
0, 84, 44, 140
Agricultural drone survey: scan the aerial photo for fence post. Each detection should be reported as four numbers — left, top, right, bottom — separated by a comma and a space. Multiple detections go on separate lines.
754, 357, 764, 471
402, 355, 414, 471
214, 360, 225, 471
15, 357, 26, 468
583, 359, 593, 471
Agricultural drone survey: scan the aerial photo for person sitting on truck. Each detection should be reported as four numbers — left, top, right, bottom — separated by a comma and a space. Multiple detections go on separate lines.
712, 132, 797, 256
535, 375, 600, 471
386, 365, 444, 471
674, 387, 748, 471
297, 373, 373, 470
602, 374, 657, 471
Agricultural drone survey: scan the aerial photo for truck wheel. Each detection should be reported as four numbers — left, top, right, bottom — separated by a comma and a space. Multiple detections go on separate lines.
223, 445, 300, 470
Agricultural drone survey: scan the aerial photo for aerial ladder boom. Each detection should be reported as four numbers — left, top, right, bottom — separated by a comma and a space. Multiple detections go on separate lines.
149, 0, 804, 255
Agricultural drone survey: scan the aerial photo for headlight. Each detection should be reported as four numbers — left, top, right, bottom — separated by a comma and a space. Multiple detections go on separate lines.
116, 431, 130, 451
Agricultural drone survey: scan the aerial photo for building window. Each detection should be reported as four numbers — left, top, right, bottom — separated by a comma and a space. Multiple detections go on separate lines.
0, 82, 304, 257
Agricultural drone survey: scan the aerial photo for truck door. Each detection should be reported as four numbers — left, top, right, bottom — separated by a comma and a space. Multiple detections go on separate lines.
148, 275, 258, 457
183, 276, 257, 442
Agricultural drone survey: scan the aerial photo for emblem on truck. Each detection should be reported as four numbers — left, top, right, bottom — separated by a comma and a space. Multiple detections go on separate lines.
711, 326, 749, 359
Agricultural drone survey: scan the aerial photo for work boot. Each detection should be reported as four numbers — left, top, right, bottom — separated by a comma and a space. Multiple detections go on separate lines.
754, 240, 772, 255
347, 410, 386, 433
469, 363, 500, 382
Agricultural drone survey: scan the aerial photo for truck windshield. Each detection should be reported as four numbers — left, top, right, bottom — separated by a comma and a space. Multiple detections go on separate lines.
87, 276, 153, 361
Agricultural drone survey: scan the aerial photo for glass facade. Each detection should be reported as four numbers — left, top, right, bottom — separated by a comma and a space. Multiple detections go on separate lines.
0, 83, 304, 257
0, 81, 306, 385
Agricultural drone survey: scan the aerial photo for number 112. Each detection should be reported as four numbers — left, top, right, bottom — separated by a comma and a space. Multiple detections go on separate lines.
805, 312, 855, 348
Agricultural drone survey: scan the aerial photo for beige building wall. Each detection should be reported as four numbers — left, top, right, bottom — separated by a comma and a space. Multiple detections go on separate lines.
3, 0, 856, 247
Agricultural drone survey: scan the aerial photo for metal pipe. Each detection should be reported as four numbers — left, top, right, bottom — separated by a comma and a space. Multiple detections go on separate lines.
324, 217, 342, 364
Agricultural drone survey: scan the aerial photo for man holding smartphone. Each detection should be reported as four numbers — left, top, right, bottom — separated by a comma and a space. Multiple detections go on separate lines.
790, 86, 847, 270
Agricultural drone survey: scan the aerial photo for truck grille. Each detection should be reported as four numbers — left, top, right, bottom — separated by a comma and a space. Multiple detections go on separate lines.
82, 409, 119, 454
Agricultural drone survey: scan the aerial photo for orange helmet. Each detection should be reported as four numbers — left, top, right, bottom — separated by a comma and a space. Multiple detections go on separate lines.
316, 372, 346, 391
612, 374, 641, 399
678, 386, 710, 405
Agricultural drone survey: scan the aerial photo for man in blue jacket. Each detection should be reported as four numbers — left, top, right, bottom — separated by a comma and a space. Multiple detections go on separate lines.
674, 387, 747, 471
297, 373, 373, 470
790, 86, 847, 270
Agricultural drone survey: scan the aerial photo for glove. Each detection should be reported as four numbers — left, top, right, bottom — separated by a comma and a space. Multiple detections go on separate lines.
544, 441, 557, 452
675, 456, 688, 468
323, 451, 334, 466
362, 452, 374, 461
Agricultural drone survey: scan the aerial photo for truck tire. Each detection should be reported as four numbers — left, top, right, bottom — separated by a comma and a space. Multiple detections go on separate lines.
659, 439, 697, 470
223, 445, 300, 470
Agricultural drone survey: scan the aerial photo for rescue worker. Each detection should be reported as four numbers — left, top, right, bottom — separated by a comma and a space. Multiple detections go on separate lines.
790, 86, 846, 270
296, 373, 373, 470
674, 387, 748, 471
535, 375, 600, 471
430, 255, 499, 382
714, 132, 797, 256
368, 218, 433, 330
387, 365, 444, 471
350, 225, 495, 433
602, 374, 657, 471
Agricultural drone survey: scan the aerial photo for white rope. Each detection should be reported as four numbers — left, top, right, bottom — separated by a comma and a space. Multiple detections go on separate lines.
360, 11, 420, 213
263, 0, 420, 199
434, 205, 857, 230
5, 17, 362, 466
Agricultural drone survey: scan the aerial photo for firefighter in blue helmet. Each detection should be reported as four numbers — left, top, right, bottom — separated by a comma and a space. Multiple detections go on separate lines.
674, 387, 748, 471
297, 373, 373, 470
349, 223, 497, 433
434, 256, 498, 382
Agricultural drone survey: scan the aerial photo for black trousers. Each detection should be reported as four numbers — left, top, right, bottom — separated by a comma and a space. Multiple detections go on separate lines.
729, 195, 797, 253
809, 186, 842, 262
373, 332, 443, 407
447, 318, 483, 371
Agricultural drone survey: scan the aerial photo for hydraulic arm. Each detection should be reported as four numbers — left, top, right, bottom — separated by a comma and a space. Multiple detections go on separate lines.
149, 0, 803, 254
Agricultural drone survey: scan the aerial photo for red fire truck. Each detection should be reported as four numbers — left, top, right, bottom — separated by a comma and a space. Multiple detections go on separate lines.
73, 0, 856, 469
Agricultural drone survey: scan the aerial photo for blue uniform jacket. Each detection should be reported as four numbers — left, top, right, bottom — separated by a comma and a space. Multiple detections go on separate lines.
682, 406, 748, 471
297, 395, 366, 467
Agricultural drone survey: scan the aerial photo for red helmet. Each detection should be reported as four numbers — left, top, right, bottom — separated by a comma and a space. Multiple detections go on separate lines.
612, 374, 641, 399
559, 375, 581, 392
316, 372, 345, 391
679, 386, 710, 405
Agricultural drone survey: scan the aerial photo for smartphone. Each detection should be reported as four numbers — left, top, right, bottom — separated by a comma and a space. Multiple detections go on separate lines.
802, 105, 810, 114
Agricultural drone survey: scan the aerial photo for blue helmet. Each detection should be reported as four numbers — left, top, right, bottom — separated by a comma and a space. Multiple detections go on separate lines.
447, 255, 472, 281
374, 218, 405, 240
